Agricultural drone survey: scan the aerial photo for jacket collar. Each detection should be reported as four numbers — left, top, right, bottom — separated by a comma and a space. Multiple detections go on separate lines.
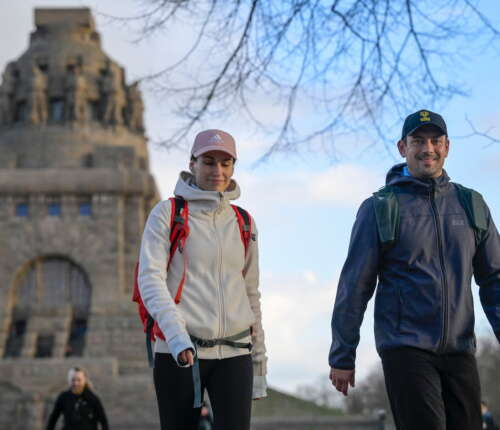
173, 171, 241, 211
385, 163, 451, 193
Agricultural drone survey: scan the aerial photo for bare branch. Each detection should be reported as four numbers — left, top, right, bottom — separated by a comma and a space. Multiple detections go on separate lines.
110, 0, 500, 157
454, 116, 500, 147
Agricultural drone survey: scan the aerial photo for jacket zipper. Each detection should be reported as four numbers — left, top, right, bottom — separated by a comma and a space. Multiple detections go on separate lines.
397, 287, 403, 331
429, 183, 449, 352
214, 199, 225, 357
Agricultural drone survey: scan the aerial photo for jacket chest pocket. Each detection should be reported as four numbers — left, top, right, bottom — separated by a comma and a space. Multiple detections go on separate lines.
441, 213, 476, 255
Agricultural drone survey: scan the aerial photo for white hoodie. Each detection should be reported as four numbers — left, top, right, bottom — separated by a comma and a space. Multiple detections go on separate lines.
138, 172, 267, 398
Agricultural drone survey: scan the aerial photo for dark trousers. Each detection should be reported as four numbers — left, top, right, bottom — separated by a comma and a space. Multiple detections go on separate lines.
153, 353, 253, 430
380, 347, 482, 430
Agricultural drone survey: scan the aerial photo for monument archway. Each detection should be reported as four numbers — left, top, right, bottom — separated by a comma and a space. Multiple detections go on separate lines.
4, 256, 91, 358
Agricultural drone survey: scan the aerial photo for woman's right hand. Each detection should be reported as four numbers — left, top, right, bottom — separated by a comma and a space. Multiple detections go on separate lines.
178, 348, 194, 366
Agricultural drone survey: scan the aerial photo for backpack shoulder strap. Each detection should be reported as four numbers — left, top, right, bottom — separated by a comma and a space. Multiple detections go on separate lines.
167, 196, 190, 304
168, 196, 188, 257
231, 205, 253, 255
169, 196, 186, 231
454, 183, 488, 245
372, 185, 400, 248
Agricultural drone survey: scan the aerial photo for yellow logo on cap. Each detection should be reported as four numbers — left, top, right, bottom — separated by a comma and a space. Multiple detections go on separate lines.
420, 111, 431, 122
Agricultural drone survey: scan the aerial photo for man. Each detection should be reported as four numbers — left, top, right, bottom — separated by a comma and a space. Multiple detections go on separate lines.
328, 109, 500, 429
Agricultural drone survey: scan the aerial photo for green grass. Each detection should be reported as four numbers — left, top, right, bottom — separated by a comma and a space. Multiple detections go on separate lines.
252, 387, 343, 417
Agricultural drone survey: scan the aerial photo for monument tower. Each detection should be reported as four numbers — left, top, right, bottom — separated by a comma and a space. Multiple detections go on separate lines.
0, 9, 160, 429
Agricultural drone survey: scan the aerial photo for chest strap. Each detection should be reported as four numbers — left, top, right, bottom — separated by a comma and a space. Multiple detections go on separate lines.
190, 328, 252, 408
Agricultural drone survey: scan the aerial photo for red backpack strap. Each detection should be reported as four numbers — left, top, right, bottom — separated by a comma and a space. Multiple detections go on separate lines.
132, 262, 141, 303
167, 197, 190, 304
231, 205, 253, 255
132, 262, 156, 366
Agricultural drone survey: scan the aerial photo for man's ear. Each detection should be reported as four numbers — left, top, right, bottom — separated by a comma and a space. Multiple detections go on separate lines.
444, 137, 450, 157
397, 139, 407, 158
189, 160, 195, 173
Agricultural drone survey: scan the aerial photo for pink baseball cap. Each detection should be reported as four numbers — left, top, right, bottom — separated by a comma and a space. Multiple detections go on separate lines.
191, 129, 237, 159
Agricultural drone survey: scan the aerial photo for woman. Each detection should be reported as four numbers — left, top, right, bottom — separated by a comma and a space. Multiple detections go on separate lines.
46, 367, 109, 430
138, 129, 267, 430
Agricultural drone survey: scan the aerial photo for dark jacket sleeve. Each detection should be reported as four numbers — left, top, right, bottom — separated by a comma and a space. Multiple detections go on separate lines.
329, 197, 380, 369
474, 203, 500, 343
46, 393, 63, 430
93, 394, 109, 430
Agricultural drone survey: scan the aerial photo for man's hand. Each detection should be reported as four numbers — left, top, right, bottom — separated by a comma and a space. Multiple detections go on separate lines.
178, 349, 194, 366
330, 367, 355, 396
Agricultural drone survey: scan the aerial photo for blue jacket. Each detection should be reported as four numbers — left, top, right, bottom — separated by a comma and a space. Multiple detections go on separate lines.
329, 163, 500, 369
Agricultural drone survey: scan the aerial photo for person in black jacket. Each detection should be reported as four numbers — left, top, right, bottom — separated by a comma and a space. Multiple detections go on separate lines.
46, 367, 109, 430
328, 109, 500, 430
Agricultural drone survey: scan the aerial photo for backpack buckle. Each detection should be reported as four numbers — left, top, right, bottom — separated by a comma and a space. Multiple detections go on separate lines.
194, 338, 217, 348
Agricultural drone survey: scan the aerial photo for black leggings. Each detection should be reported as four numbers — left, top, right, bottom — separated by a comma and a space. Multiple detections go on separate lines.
153, 353, 253, 430
381, 347, 482, 430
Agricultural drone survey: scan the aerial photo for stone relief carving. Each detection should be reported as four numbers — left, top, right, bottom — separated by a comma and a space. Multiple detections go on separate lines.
64, 66, 87, 123
126, 81, 144, 132
0, 88, 10, 126
27, 64, 48, 125
0, 64, 18, 126
0, 58, 146, 131
101, 64, 125, 126
2, 63, 17, 97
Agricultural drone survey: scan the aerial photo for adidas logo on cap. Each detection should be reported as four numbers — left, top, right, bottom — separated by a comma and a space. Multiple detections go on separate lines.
208, 134, 224, 145
192, 129, 237, 159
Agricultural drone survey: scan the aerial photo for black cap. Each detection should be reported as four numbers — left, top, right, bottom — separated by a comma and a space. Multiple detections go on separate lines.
401, 109, 447, 140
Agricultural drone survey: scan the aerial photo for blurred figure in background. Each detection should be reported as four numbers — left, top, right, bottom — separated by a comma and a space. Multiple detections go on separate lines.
482, 401, 498, 430
46, 366, 109, 430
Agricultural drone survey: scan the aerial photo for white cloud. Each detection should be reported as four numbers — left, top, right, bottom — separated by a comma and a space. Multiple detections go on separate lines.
261, 270, 340, 390
261, 268, 382, 393
308, 164, 385, 207
235, 163, 384, 221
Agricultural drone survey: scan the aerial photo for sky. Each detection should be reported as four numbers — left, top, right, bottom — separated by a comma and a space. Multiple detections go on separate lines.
1, 0, 500, 398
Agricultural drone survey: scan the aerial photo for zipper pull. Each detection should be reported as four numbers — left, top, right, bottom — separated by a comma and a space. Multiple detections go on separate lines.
429, 181, 436, 199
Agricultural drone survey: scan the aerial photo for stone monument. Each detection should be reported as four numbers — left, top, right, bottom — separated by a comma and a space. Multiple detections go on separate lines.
0, 8, 160, 430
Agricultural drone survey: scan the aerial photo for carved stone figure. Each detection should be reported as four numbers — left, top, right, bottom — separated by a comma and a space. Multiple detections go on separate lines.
27, 64, 48, 125
0, 64, 18, 125
101, 65, 125, 126
2, 63, 17, 98
65, 66, 87, 123
0, 88, 11, 126
126, 82, 144, 132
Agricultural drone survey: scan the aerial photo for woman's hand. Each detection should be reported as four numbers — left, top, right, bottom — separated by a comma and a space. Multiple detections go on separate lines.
177, 348, 194, 366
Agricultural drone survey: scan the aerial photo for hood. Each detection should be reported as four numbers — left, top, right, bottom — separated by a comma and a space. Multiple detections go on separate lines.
173, 171, 241, 210
385, 163, 451, 192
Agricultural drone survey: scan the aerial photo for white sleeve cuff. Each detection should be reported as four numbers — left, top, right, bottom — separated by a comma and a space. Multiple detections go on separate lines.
253, 375, 267, 399
167, 333, 195, 367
